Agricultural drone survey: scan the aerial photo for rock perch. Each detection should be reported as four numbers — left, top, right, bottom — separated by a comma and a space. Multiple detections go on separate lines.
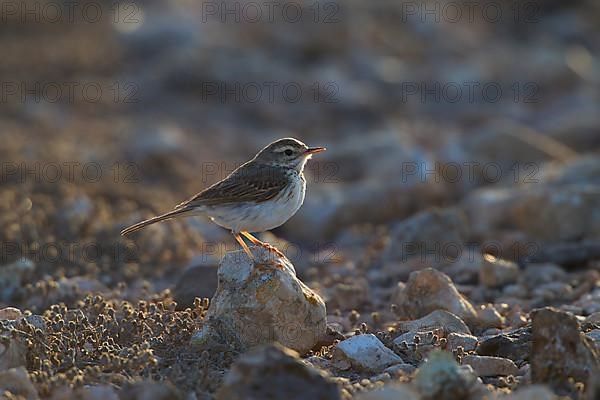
191, 247, 327, 354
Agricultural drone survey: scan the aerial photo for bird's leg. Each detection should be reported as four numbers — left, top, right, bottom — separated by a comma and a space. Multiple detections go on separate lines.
233, 232, 255, 262
241, 231, 286, 259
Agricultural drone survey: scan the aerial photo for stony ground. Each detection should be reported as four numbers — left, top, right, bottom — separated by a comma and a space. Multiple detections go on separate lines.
0, 0, 599, 399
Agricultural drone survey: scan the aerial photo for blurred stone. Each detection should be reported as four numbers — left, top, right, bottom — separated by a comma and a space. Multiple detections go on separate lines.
356, 385, 419, 400
531, 282, 573, 303
172, 257, 219, 309
586, 312, 600, 325
395, 268, 478, 328
413, 350, 483, 400
25, 277, 108, 310
479, 255, 519, 288
382, 208, 468, 269
506, 308, 529, 328
0, 315, 39, 370
0, 335, 27, 371
464, 185, 600, 243
586, 330, 600, 346
0, 367, 38, 400
477, 327, 532, 364
522, 264, 566, 287
0, 258, 35, 301
447, 333, 478, 352
539, 155, 600, 187
453, 123, 551, 188
328, 278, 370, 311
397, 310, 471, 336
531, 307, 600, 391
304, 355, 332, 371
216, 343, 341, 400
575, 288, 600, 315
283, 131, 443, 243
462, 355, 518, 377
119, 381, 182, 400
503, 385, 557, 400
0, 307, 22, 320
384, 363, 417, 377
333, 334, 402, 373
75, 385, 119, 400
60, 195, 93, 232
126, 124, 186, 161
443, 252, 484, 284
475, 304, 505, 330
191, 247, 326, 354
393, 331, 433, 347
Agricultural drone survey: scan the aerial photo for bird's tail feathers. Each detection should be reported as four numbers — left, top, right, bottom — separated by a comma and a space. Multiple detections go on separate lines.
120, 207, 194, 236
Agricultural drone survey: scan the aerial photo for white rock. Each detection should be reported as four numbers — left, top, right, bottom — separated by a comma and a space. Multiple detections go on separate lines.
191, 247, 326, 354
334, 334, 403, 372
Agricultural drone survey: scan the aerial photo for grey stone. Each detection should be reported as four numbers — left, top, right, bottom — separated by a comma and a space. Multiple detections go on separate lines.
479, 256, 519, 288
382, 208, 469, 268
0, 367, 38, 400
447, 333, 478, 352
356, 385, 419, 400
0, 258, 35, 301
476, 327, 531, 364
217, 343, 341, 400
191, 247, 326, 354
414, 350, 484, 400
531, 307, 600, 391
172, 257, 219, 309
397, 310, 471, 336
503, 385, 557, 400
395, 268, 478, 327
333, 334, 403, 373
475, 304, 505, 330
462, 355, 518, 377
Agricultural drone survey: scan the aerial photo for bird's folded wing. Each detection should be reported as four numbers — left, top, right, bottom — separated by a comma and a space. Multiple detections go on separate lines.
174, 163, 288, 209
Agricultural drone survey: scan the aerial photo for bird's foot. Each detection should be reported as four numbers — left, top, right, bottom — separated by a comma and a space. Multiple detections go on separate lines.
240, 231, 286, 260
259, 242, 286, 259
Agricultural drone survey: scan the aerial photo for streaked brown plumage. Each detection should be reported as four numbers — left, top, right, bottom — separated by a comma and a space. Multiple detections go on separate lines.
120, 138, 325, 262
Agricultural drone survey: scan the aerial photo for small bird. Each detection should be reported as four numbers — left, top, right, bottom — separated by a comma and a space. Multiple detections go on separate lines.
121, 137, 325, 262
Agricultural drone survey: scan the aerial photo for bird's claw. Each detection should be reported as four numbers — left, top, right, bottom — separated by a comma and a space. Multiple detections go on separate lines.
259, 242, 286, 259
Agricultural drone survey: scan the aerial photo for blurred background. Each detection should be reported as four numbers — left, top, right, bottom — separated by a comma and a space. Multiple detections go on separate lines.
1, 0, 599, 305
0, 0, 600, 394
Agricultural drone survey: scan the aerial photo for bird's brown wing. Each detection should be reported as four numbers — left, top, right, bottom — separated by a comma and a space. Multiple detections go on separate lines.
175, 163, 289, 209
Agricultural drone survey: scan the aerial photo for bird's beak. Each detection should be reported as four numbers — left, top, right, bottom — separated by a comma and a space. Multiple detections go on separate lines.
305, 147, 326, 155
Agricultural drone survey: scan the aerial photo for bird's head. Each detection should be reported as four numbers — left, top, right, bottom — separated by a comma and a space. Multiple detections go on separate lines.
254, 137, 326, 171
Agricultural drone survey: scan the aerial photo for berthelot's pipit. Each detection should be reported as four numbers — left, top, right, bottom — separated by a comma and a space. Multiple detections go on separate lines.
121, 138, 325, 262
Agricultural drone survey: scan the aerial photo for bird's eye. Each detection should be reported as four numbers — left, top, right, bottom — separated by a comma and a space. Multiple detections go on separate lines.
284, 149, 293, 156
